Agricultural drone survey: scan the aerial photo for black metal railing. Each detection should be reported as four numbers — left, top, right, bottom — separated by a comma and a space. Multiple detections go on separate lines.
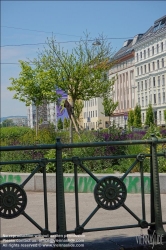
0, 134, 166, 247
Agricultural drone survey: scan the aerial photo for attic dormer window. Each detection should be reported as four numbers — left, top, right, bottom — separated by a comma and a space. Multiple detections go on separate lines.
153, 17, 166, 32
154, 22, 160, 32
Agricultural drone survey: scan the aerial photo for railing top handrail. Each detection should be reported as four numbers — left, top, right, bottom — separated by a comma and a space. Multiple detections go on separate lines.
0, 137, 166, 151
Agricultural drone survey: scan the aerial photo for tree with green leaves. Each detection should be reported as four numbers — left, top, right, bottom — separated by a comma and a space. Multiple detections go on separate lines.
35, 32, 116, 141
2, 119, 15, 127
63, 117, 70, 130
133, 104, 142, 128
102, 96, 118, 123
127, 110, 135, 129
164, 110, 166, 124
7, 61, 59, 136
36, 33, 115, 106
145, 103, 154, 126
57, 118, 63, 130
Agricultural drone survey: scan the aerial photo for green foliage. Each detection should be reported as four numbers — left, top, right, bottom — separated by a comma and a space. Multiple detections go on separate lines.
164, 110, 166, 124
127, 110, 134, 129
0, 127, 31, 145
1, 119, 15, 127
102, 96, 118, 117
63, 118, 70, 130
74, 100, 84, 123
145, 103, 154, 126
143, 123, 162, 139
8, 61, 59, 107
1, 127, 165, 174
36, 32, 116, 106
133, 104, 142, 128
57, 118, 63, 130
114, 144, 150, 173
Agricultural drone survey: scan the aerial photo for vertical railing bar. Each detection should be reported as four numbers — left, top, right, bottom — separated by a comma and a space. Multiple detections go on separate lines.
148, 142, 156, 234
74, 163, 80, 228
43, 164, 49, 230
151, 134, 166, 236
55, 138, 67, 245
140, 161, 146, 221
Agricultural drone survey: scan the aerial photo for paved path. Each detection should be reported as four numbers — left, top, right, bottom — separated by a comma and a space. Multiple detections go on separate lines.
1, 192, 166, 249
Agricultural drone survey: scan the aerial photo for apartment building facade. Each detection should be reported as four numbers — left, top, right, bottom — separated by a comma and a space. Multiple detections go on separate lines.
82, 97, 110, 130
27, 89, 69, 129
133, 15, 166, 126
108, 35, 143, 128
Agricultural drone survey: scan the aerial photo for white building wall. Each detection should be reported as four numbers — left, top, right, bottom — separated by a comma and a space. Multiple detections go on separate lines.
109, 57, 136, 128
134, 30, 166, 125
47, 102, 57, 127
27, 104, 36, 128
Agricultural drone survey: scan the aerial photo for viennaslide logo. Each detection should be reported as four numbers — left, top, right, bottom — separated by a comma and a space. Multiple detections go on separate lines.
136, 229, 163, 249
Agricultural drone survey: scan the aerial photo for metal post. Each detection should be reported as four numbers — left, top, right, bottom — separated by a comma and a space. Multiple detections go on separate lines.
151, 134, 166, 236
148, 141, 156, 234
56, 138, 67, 247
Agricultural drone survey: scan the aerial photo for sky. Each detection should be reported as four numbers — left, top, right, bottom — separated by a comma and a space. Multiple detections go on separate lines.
1, 1, 166, 118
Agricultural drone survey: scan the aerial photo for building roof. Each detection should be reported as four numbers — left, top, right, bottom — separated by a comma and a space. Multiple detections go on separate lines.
134, 15, 166, 46
112, 15, 166, 61
113, 34, 143, 60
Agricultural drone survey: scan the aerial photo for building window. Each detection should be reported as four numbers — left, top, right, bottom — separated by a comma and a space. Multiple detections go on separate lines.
93, 111, 94, 117
148, 63, 150, 72
163, 92, 166, 103
95, 110, 97, 117
161, 42, 163, 52
158, 92, 161, 104
138, 82, 140, 91
141, 81, 143, 90
157, 60, 160, 69
145, 96, 148, 106
141, 66, 143, 75
148, 48, 150, 57
142, 97, 144, 107
152, 61, 155, 71
137, 53, 139, 62
158, 76, 160, 87
144, 65, 146, 74
152, 46, 154, 55
162, 58, 164, 68
142, 113, 144, 122
159, 111, 161, 122
145, 80, 147, 90
144, 50, 146, 59
162, 75, 165, 86
140, 51, 142, 60
137, 67, 139, 76
156, 44, 159, 54
153, 77, 156, 87
154, 94, 156, 104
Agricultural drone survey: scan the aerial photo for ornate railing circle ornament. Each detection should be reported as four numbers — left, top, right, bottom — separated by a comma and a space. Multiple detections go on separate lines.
0, 183, 27, 219
94, 176, 127, 210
